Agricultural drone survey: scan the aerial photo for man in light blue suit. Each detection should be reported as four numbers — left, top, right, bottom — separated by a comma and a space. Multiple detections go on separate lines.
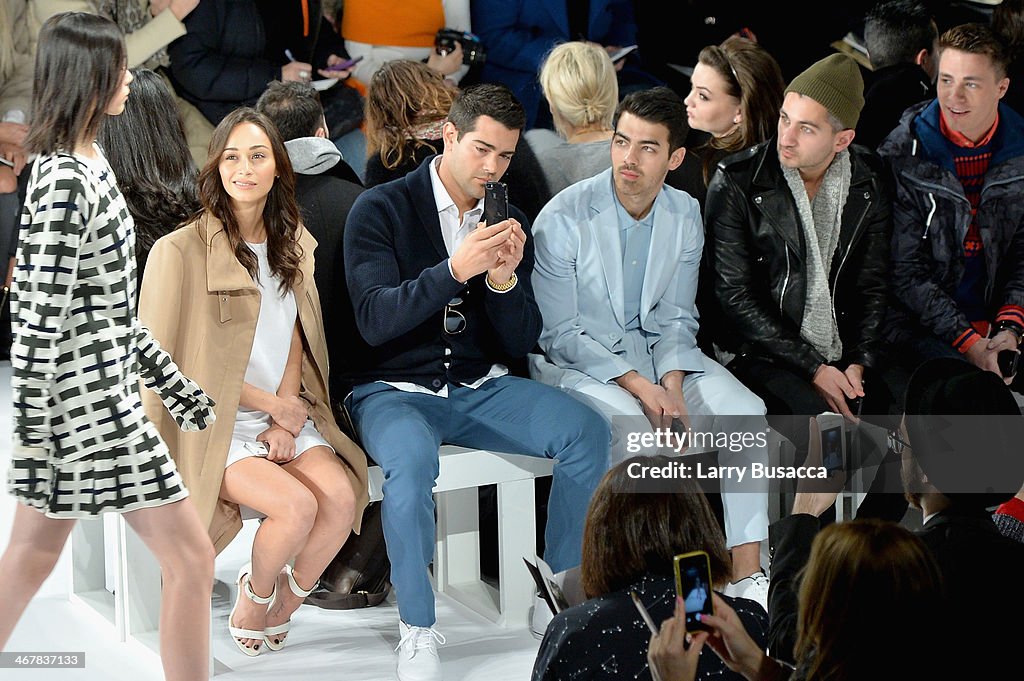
530, 88, 771, 608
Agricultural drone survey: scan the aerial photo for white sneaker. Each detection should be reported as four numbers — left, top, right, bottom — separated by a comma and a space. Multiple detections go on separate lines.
396, 621, 446, 681
724, 571, 770, 612
529, 593, 554, 640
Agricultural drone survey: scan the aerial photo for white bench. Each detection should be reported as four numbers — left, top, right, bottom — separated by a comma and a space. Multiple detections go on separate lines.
68, 445, 555, 665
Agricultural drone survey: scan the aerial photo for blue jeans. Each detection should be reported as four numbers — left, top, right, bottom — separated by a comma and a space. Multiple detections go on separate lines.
347, 376, 610, 627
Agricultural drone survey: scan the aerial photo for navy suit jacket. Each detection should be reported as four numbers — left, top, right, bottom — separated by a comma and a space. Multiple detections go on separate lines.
342, 156, 542, 392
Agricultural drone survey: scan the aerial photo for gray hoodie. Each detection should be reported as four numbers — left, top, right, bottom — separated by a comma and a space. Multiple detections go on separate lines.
284, 137, 341, 175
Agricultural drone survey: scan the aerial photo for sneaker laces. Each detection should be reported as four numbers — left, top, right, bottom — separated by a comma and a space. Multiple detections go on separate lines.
396, 625, 446, 653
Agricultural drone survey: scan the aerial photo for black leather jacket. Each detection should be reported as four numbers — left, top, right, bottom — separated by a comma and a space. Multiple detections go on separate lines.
705, 140, 892, 378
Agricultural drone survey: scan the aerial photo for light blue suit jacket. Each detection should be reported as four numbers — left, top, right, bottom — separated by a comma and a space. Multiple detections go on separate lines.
529, 169, 705, 390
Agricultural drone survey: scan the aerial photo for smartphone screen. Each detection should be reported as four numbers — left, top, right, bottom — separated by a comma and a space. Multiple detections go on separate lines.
821, 425, 844, 476
673, 551, 713, 632
482, 181, 508, 227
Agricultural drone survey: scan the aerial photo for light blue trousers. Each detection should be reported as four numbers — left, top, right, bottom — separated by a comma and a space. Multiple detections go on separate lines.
348, 376, 610, 627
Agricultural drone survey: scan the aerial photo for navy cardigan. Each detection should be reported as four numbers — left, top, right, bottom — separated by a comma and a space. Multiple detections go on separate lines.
342, 156, 542, 392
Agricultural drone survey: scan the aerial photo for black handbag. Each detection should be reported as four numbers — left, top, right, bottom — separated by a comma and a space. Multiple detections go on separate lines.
304, 500, 391, 609
304, 399, 391, 610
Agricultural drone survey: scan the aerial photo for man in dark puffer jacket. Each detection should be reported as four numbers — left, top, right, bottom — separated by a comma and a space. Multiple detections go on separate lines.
878, 23, 1024, 383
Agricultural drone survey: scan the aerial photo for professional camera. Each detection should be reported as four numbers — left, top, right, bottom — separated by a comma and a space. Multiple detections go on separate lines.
435, 28, 486, 66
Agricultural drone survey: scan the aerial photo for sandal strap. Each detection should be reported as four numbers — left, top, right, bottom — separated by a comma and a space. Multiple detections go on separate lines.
237, 567, 276, 605
264, 621, 291, 636
285, 564, 319, 598
229, 625, 267, 640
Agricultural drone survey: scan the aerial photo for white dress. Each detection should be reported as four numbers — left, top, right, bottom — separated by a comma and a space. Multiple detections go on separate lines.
223, 241, 331, 467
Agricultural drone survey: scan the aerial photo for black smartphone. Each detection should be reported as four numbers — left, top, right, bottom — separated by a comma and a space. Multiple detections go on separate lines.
998, 349, 1020, 377
673, 550, 713, 632
482, 181, 508, 227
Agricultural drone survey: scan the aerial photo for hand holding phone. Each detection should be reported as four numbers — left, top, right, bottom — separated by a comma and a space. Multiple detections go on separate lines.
673, 551, 713, 632
998, 349, 1019, 378
326, 55, 363, 72
609, 44, 638, 63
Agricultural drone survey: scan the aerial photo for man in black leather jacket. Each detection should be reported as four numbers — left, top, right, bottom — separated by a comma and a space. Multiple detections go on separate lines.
705, 54, 903, 482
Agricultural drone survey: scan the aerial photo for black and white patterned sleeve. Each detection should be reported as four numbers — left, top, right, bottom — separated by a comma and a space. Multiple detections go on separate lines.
10, 162, 88, 450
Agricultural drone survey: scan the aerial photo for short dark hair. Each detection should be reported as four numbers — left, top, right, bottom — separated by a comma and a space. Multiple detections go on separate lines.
939, 23, 1010, 78
993, 0, 1024, 59
613, 86, 689, 152
581, 456, 731, 599
256, 80, 325, 141
26, 12, 127, 155
864, 1, 937, 70
447, 83, 526, 137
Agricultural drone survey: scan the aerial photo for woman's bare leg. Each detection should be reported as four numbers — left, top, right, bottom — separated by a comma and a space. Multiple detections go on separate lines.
0, 505, 75, 649
123, 497, 215, 681
265, 446, 357, 646
219, 457, 318, 652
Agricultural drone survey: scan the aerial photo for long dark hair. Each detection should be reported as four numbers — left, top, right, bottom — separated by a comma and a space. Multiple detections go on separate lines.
695, 37, 784, 184
26, 12, 126, 155
197, 108, 303, 293
98, 68, 199, 277
581, 456, 731, 598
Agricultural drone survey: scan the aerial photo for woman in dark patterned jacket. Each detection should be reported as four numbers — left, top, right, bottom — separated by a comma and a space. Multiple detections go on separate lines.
532, 456, 768, 681
0, 13, 216, 681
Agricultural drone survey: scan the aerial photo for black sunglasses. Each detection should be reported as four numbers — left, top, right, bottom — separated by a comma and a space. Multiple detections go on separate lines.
443, 296, 466, 335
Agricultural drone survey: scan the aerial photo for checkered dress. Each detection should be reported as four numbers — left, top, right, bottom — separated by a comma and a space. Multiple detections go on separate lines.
6, 148, 187, 517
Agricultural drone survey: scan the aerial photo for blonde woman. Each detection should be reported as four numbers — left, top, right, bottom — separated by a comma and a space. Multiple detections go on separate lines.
525, 41, 619, 196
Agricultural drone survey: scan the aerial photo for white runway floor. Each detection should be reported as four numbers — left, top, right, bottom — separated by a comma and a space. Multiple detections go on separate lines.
0, 361, 542, 681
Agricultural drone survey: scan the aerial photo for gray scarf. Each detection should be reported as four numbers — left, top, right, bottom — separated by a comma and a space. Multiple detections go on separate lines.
781, 150, 851, 362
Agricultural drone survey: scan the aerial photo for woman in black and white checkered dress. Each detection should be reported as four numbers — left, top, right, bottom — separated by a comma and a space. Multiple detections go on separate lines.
0, 14, 217, 680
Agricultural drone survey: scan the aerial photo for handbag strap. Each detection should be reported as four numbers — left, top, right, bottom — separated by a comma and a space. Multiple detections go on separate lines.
304, 587, 389, 610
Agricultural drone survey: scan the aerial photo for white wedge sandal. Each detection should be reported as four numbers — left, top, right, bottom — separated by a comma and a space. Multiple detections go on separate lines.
229, 563, 276, 657
264, 564, 318, 651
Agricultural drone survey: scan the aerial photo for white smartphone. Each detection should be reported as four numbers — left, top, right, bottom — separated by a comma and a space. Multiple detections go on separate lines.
0, 156, 13, 168
243, 441, 269, 457
815, 412, 846, 476
609, 44, 638, 63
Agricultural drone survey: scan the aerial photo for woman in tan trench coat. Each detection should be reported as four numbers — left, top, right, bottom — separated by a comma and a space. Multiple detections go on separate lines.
139, 107, 368, 657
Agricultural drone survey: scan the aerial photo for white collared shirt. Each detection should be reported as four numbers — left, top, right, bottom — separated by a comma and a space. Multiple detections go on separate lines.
380, 156, 507, 397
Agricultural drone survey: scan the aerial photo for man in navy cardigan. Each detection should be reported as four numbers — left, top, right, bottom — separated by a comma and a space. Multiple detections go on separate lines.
343, 84, 609, 681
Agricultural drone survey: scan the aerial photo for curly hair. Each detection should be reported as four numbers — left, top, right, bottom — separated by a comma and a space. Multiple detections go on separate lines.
364, 60, 456, 170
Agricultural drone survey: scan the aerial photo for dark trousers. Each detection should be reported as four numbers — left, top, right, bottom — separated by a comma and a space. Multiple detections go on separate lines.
727, 354, 910, 522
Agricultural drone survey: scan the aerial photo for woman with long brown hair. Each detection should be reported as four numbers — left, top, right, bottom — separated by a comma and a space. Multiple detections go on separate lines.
363, 59, 456, 187
139, 107, 369, 657
684, 37, 785, 186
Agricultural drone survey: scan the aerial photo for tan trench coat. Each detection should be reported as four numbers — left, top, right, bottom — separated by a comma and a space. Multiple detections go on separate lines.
139, 213, 369, 554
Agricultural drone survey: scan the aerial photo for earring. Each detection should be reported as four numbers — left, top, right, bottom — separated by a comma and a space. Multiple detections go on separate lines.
733, 116, 741, 124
